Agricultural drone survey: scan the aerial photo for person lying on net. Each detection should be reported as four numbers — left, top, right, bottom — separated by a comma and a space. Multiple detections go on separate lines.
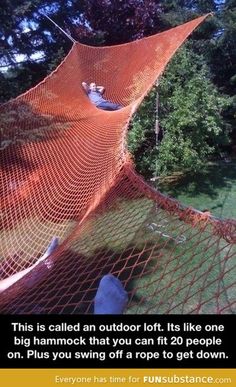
82, 82, 123, 111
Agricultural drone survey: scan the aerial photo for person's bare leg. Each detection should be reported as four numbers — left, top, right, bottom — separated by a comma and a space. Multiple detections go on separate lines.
0, 237, 59, 293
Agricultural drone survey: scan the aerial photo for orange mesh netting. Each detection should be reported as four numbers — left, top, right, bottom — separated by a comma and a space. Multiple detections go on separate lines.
0, 14, 235, 314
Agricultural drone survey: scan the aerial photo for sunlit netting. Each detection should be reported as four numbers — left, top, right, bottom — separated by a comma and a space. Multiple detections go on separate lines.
0, 15, 235, 314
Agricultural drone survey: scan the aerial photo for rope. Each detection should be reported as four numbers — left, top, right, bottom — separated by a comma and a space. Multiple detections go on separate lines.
39, 11, 76, 43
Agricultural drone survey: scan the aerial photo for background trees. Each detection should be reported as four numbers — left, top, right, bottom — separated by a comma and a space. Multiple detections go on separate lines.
0, 0, 235, 177
129, 46, 230, 178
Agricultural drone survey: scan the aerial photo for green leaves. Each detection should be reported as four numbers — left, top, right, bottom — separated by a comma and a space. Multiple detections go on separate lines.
128, 45, 230, 178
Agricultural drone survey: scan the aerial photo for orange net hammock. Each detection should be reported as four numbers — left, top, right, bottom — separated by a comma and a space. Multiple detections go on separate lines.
0, 14, 235, 314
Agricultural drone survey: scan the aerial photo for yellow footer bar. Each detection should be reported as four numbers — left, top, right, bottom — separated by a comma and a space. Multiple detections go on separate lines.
1, 369, 235, 387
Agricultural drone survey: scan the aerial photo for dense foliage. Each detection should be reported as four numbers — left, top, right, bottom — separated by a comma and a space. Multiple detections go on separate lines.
129, 45, 230, 178
0, 0, 235, 177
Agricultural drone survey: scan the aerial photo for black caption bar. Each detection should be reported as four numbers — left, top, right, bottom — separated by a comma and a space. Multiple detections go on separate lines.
0, 315, 235, 368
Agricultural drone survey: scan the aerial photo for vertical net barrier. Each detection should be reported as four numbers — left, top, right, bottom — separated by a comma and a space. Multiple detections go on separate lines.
0, 15, 235, 314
